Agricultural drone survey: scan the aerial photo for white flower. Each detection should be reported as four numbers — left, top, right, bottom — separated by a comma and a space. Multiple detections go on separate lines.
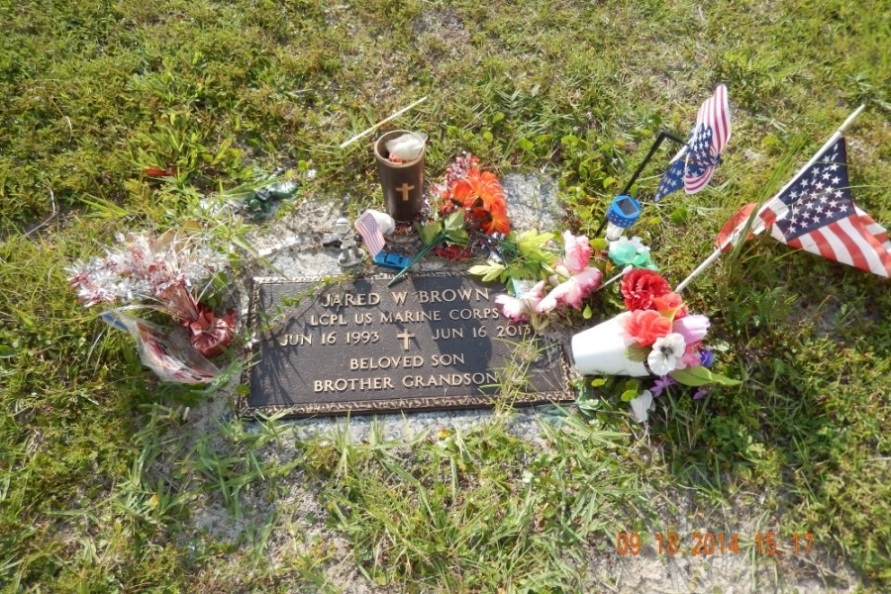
629, 390, 655, 423
495, 281, 546, 321
647, 333, 686, 376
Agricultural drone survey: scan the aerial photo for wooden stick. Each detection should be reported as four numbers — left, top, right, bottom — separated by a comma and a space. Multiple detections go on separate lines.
24, 187, 57, 238
339, 96, 428, 149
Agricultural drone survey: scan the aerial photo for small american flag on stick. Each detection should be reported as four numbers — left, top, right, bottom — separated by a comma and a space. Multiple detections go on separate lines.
757, 137, 891, 277
655, 85, 732, 201
354, 211, 386, 257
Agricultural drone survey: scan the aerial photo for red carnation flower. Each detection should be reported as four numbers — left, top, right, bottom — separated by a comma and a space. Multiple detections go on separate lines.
620, 269, 672, 311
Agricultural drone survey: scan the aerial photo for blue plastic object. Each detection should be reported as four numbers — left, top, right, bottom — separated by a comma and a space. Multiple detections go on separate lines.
373, 251, 411, 270
606, 195, 642, 229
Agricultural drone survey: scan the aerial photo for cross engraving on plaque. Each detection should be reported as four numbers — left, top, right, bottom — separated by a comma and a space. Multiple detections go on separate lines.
396, 182, 415, 201
396, 329, 415, 351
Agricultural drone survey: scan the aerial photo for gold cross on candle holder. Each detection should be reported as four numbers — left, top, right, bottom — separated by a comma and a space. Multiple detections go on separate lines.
396, 182, 415, 201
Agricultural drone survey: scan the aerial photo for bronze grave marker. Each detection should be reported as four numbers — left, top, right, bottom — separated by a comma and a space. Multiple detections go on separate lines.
241, 272, 571, 417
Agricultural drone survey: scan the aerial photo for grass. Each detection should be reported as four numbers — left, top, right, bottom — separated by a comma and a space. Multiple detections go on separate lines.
1, 0, 890, 591
308, 415, 642, 592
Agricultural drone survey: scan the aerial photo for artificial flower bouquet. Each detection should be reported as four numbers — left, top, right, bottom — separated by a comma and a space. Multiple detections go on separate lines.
572, 269, 739, 420
68, 231, 235, 383
473, 230, 604, 330
421, 152, 511, 254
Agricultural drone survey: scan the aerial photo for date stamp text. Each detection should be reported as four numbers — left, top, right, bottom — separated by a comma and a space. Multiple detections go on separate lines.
615, 531, 814, 557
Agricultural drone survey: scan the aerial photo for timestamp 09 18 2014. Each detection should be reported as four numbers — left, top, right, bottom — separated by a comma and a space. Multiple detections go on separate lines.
615, 531, 815, 557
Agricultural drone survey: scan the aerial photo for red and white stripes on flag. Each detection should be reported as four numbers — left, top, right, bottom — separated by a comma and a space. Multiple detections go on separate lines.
760, 200, 891, 277
685, 84, 732, 193
354, 211, 386, 257
725, 136, 891, 278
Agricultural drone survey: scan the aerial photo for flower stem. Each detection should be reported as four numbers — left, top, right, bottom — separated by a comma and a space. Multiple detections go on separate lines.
386, 234, 445, 287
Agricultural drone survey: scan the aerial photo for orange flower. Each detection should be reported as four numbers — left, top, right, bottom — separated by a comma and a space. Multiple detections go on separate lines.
478, 202, 511, 235
449, 167, 511, 235
450, 169, 505, 211
450, 178, 473, 206
623, 309, 671, 347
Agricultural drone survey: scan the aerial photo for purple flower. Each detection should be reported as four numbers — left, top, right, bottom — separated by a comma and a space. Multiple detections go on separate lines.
699, 348, 715, 368
672, 314, 710, 346
693, 386, 713, 400
650, 375, 677, 397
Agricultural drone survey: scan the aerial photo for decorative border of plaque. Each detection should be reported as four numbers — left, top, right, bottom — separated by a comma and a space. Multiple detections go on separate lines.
237, 272, 574, 416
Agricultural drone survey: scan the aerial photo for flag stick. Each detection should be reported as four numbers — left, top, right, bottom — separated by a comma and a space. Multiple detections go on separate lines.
594, 265, 633, 293
594, 131, 686, 236
619, 131, 687, 197
674, 104, 867, 293
339, 96, 428, 149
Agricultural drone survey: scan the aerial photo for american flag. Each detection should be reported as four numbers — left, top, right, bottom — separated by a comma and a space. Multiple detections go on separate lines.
757, 137, 891, 277
354, 211, 386, 257
655, 85, 732, 202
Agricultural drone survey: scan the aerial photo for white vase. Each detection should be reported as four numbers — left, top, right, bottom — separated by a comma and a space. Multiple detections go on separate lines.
571, 313, 650, 377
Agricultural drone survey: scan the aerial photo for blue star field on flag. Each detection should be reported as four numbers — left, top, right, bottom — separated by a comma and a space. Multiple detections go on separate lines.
654, 126, 712, 202
772, 139, 852, 240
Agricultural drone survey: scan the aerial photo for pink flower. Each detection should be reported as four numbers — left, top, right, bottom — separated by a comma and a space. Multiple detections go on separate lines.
672, 314, 710, 346
495, 281, 546, 321
560, 231, 593, 274
677, 345, 702, 370
652, 292, 688, 319
536, 267, 602, 312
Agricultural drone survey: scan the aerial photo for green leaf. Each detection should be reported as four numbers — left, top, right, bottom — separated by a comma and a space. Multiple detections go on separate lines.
445, 228, 468, 246
625, 344, 649, 363
0, 345, 16, 358
620, 389, 638, 402
670, 205, 689, 225
516, 229, 554, 251
417, 221, 441, 246
577, 398, 600, 413
468, 262, 506, 282
590, 238, 608, 252
583, 304, 592, 320
483, 267, 505, 282
590, 378, 608, 387
669, 366, 741, 387
441, 211, 468, 245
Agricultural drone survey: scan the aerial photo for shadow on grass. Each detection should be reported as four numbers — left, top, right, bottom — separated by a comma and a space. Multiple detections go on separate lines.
652, 242, 891, 585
